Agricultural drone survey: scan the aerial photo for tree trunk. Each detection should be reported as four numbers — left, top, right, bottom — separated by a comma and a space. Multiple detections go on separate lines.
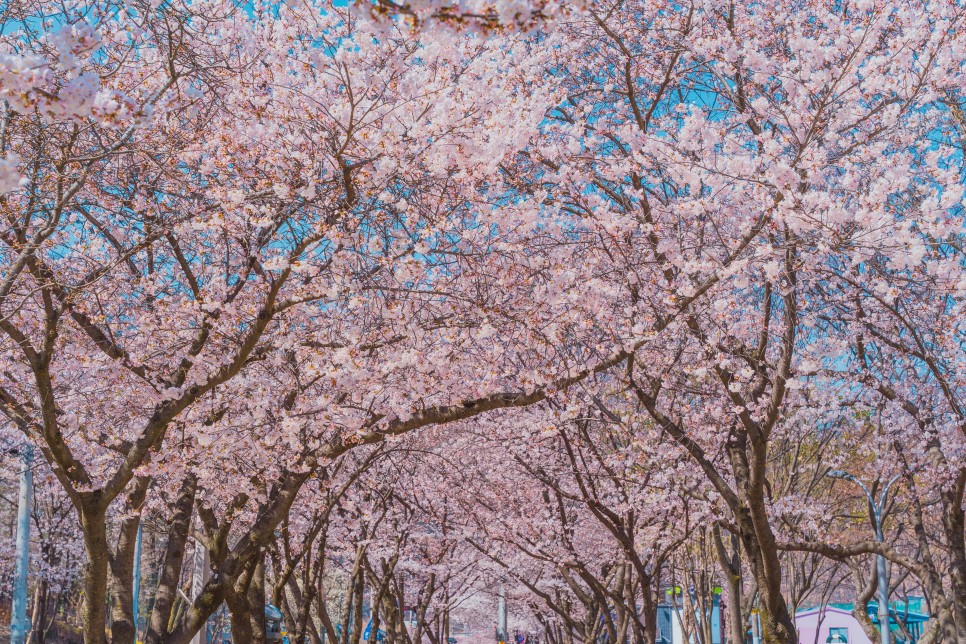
80, 504, 110, 644
733, 503, 796, 643
367, 596, 382, 644
110, 481, 150, 644
714, 526, 746, 644
941, 474, 966, 640
635, 578, 657, 644
225, 558, 261, 644
30, 578, 49, 644
339, 546, 365, 644
147, 475, 197, 644
248, 555, 267, 644
315, 576, 338, 644
227, 585, 256, 644
161, 578, 228, 644
409, 575, 435, 644
297, 585, 318, 644
349, 571, 364, 644
726, 428, 796, 644
109, 538, 138, 644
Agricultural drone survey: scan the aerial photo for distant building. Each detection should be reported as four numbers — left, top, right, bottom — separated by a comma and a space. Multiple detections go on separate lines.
796, 606, 873, 644
656, 598, 723, 644
795, 601, 929, 644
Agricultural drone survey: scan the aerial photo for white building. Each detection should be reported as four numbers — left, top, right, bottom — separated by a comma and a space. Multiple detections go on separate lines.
657, 601, 723, 644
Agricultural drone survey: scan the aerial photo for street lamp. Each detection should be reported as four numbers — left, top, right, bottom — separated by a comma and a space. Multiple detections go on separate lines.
826, 470, 901, 644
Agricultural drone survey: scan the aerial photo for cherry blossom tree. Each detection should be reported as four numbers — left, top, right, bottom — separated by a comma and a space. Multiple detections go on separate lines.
1, 1, 617, 640
503, 0, 966, 640
4, 0, 966, 643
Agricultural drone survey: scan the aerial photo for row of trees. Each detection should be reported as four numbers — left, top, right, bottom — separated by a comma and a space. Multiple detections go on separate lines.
0, 402, 950, 644
2, 0, 965, 642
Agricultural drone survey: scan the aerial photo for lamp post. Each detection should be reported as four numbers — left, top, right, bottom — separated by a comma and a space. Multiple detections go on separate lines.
10, 444, 34, 644
827, 470, 901, 644
496, 583, 507, 644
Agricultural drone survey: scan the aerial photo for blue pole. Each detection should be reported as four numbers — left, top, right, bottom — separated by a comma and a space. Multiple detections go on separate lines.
10, 444, 33, 644
133, 518, 143, 642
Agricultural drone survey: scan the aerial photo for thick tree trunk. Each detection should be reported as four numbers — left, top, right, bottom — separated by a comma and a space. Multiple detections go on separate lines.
226, 561, 258, 644
714, 526, 746, 644
635, 574, 657, 644
80, 504, 110, 644
109, 535, 138, 644
227, 587, 256, 644
248, 555, 267, 644
297, 585, 319, 644
916, 588, 957, 644
725, 427, 796, 644
366, 595, 382, 644
110, 481, 149, 644
147, 475, 197, 644
733, 503, 796, 643
941, 476, 966, 639
409, 574, 435, 644
381, 596, 397, 644
349, 571, 365, 644
161, 579, 228, 644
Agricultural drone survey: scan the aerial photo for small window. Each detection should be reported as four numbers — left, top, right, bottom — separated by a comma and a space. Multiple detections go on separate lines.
827, 627, 848, 643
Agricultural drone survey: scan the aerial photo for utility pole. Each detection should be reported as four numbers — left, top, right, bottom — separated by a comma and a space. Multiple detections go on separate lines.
10, 444, 34, 644
828, 471, 901, 644
133, 518, 143, 641
496, 583, 507, 644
